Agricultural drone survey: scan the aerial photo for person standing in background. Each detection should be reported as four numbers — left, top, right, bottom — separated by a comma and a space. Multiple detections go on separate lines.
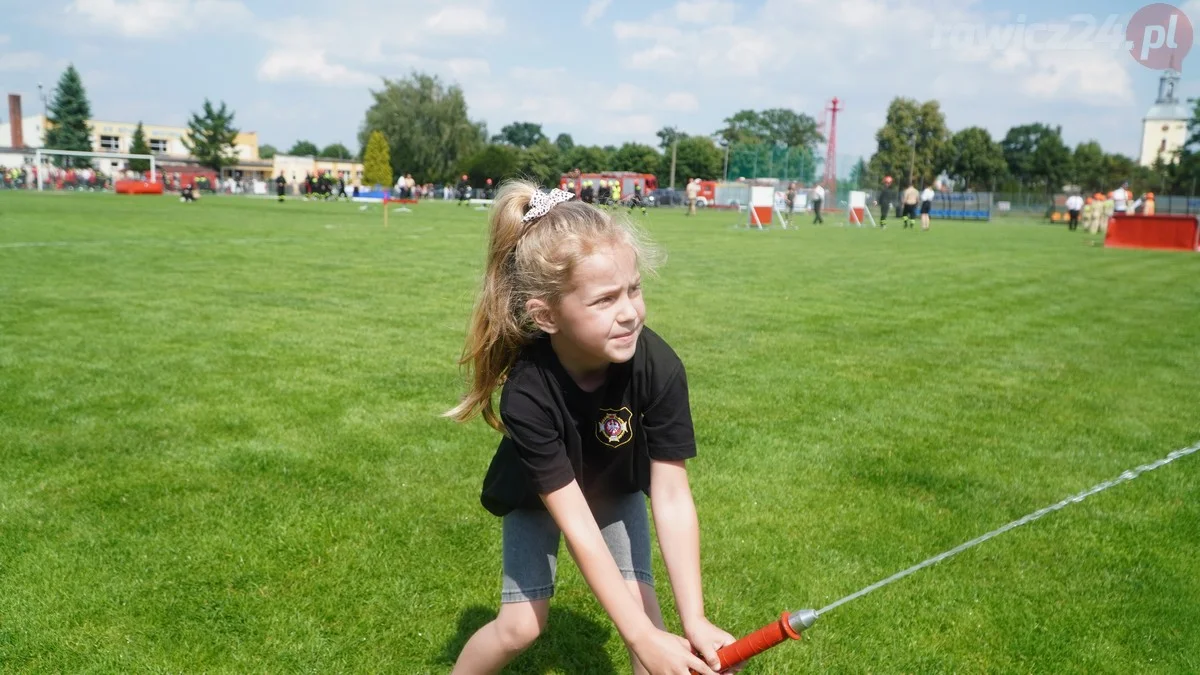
1111, 182, 1129, 215
811, 183, 825, 225
875, 175, 896, 227
685, 178, 700, 216
901, 182, 919, 229
919, 183, 935, 231
1065, 193, 1083, 231
457, 174, 471, 206
785, 183, 797, 226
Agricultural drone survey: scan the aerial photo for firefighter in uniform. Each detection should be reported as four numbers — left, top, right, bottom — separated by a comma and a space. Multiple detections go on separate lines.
875, 175, 897, 227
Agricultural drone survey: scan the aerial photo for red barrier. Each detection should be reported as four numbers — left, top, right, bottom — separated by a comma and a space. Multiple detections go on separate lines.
1105, 213, 1199, 252
115, 180, 165, 195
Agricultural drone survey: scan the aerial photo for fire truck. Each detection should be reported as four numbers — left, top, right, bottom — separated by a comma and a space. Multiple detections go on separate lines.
559, 171, 658, 199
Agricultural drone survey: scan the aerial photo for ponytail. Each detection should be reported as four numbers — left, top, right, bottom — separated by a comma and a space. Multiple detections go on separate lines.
444, 181, 542, 432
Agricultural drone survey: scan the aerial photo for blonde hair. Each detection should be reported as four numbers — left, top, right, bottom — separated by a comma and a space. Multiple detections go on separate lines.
445, 180, 658, 432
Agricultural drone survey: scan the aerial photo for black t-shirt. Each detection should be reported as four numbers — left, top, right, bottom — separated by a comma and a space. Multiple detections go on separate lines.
480, 327, 697, 516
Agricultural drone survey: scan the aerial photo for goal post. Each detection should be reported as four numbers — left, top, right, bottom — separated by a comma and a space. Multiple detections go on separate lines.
33, 148, 156, 191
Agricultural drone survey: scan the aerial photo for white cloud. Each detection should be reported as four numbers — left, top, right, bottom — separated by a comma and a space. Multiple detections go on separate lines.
605, 83, 641, 111
244, 2, 507, 89
37, 0, 1153, 158
662, 92, 699, 112
674, 0, 736, 24
258, 50, 376, 87
627, 45, 679, 68
447, 58, 491, 78
65, 0, 252, 38
611, 0, 1145, 156
510, 66, 570, 80
601, 114, 657, 136
583, 0, 612, 26
613, 23, 679, 40
0, 34, 9, 45
1184, 0, 1200, 25
424, 5, 505, 36
515, 94, 584, 125
1021, 50, 1134, 105
0, 50, 44, 72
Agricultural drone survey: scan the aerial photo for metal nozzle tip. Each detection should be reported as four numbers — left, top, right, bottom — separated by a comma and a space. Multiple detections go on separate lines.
788, 609, 819, 632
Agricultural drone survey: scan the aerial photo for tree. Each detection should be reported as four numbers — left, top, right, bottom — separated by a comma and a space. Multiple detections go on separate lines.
1166, 98, 1200, 192
128, 121, 151, 173
182, 99, 239, 176
868, 98, 949, 187
363, 130, 392, 188
611, 143, 661, 174
554, 133, 575, 154
848, 157, 869, 188
1001, 124, 1042, 185
1032, 127, 1072, 193
44, 64, 93, 168
460, 144, 521, 184
1100, 152, 1136, 191
716, 111, 759, 146
516, 141, 562, 187
943, 127, 1007, 190
564, 145, 613, 172
1072, 141, 1106, 192
666, 136, 722, 181
320, 143, 352, 159
258, 144, 277, 159
717, 108, 822, 151
656, 126, 686, 151
288, 140, 319, 156
1000, 123, 1072, 192
359, 72, 486, 184
491, 122, 547, 148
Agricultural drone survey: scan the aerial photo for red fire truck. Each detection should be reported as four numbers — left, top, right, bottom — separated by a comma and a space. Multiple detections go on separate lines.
559, 171, 658, 199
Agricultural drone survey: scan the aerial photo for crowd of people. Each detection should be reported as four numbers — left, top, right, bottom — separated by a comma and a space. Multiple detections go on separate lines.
870, 175, 938, 229
0, 164, 113, 191
274, 171, 354, 202
781, 181, 829, 225
1063, 182, 1155, 233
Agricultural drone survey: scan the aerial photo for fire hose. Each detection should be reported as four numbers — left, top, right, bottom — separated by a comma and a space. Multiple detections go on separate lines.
693, 441, 1198, 673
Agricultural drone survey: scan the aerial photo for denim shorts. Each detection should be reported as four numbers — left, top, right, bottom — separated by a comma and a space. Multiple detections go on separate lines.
501, 491, 654, 604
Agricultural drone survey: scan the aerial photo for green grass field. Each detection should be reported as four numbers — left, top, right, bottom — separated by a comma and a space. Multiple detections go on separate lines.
2, 192, 1198, 673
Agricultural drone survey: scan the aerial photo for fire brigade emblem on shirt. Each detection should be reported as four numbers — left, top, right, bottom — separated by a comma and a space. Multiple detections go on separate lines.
596, 407, 634, 448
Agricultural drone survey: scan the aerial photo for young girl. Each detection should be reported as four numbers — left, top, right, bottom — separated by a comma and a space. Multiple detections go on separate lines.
447, 181, 738, 675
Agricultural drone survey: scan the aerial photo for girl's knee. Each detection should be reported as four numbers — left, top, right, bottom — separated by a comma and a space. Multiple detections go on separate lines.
494, 602, 547, 652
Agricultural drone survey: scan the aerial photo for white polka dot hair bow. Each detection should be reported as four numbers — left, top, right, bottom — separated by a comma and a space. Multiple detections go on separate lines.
523, 188, 575, 222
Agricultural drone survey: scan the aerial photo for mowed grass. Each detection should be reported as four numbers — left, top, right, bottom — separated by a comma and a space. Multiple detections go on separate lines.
1, 191, 1198, 673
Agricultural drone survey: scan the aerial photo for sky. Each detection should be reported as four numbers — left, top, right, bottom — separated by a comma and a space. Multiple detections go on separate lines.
2, 0, 1198, 168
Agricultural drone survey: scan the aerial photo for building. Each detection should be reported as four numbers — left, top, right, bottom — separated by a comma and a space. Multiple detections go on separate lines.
273, 154, 365, 186
0, 92, 362, 183
1139, 67, 1189, 167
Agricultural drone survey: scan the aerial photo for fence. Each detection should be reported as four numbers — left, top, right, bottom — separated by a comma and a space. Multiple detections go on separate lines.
724, 143, 820, 184
845, 190, 993, 221
1022, 193, 1200, 218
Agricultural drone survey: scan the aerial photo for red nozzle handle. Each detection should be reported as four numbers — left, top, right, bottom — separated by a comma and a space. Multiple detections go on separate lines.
690, 611, 801, 673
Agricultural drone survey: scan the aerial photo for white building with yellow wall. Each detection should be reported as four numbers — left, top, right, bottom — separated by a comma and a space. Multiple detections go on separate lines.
1, 99, 363, 184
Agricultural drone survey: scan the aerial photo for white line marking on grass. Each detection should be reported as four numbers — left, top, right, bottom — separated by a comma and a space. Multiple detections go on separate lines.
818, 440, 1200, 616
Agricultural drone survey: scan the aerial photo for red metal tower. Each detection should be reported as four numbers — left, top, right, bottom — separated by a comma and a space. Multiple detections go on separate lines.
821, 97, 840, 198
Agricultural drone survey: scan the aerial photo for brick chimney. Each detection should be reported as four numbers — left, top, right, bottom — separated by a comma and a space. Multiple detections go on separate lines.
8, 94, 23, 148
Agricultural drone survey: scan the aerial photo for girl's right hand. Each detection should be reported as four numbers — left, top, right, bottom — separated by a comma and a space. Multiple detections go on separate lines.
631, 628, 719, 675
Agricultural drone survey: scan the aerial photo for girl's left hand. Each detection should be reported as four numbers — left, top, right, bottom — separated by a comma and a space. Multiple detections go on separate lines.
685, 617, 744, 674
